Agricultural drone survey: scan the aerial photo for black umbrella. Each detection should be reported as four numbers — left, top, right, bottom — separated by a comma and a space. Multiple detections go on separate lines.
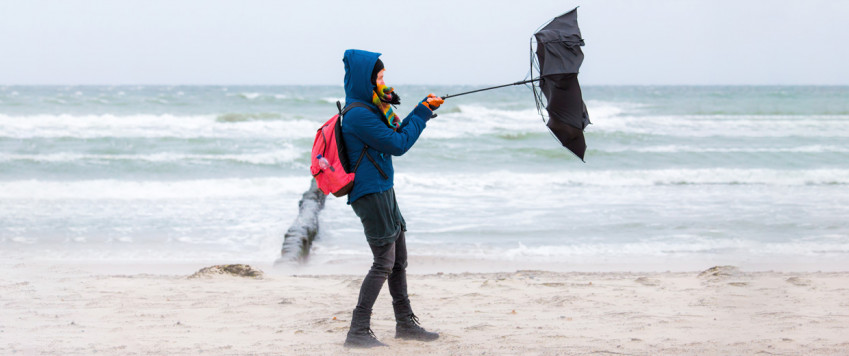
533, 8, 590, 160
443, 7, 590, 161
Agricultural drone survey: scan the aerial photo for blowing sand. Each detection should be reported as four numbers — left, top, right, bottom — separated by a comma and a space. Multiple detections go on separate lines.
2, 263, 848, 355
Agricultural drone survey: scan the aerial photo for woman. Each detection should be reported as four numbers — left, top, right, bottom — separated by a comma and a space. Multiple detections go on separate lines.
339, 49, 443, 348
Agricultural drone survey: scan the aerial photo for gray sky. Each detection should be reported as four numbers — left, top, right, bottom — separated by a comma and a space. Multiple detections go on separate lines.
1, 0, 847, 85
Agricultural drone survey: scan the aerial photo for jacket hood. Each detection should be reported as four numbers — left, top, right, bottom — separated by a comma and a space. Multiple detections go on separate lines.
343, 49, 381, 103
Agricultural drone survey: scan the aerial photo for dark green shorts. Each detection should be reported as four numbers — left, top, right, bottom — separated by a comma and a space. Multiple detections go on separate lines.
351, 188, 406, 246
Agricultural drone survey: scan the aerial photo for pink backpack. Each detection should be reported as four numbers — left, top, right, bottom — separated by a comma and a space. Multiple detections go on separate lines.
311, 101, 386, 197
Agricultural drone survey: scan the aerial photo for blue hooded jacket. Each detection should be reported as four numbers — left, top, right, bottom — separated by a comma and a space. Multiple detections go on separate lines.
341, 49, 433, 204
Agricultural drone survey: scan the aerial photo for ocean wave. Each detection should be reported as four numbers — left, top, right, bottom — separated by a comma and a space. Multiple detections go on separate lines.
0, 100, 640, 141
0, 114, 318, 139
422, 239, 751, 259
311, 238, 849, 263
393, 168, 849, 189
226, 92, 290, 101
225, 92, 343, 105
427, 99, 849, 139
242, 92, 261, 100
3, 107, 847, 143
424, 100, 627, 139
0, 104, 595, 140
595, 114, 849, 138
592, 144, 849, 154
321, 97, 345, 104
16, 168, 841, 202
0, 177, 312, 200
450, 240, 849, 259
584, 99, 635, 118
425, 105, 550, 139
215, 112, 283, 122
0, 147, 301, 165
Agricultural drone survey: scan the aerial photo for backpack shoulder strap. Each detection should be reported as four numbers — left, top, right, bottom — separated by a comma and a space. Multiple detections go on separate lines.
341, 101, 380, 116
335, 101, 389, 180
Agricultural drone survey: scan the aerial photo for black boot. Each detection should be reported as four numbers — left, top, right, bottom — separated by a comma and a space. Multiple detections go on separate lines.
394, 304, 439, 341
344, 309, 388, 348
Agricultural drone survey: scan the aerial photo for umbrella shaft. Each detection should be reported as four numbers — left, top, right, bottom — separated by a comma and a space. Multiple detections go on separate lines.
442, 78, 539, 99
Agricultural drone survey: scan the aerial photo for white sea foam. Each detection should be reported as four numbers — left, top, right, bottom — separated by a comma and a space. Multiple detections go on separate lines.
429, 100, 849, 138
0, 177, 312, 200
597, 144, 849, 153
410, 238, 753, 259
231, 92, 300, 101
426, 105, 545, 139
584, 99, 635, 118
440, 240, 849, 259
394, 168, 849, 190
309, 237, 849, 265
595, 114, 849, 137
424, 100, 628, 139
11, 104, 840, 141
1, 168, 845, 203
0, 146, 301, 165
321, 97, 344, 104
0, 114, 317, 139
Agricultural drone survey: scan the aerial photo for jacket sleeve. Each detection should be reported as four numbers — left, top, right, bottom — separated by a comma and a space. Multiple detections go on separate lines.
348, 103, 432, 156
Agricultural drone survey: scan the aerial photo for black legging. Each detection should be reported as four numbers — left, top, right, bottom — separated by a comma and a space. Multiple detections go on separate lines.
354, 231, 409, 315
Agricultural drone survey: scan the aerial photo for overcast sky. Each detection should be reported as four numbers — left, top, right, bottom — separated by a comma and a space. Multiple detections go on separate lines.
1, 0, 847, 85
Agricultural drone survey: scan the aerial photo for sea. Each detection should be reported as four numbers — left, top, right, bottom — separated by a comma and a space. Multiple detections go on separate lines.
1, 85, 848, 272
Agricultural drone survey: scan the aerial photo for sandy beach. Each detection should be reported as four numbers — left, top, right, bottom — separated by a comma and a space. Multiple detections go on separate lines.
2, 262, 848, 355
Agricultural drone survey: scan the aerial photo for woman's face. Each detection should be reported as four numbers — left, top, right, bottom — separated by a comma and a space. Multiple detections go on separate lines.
375, 69, 385, 86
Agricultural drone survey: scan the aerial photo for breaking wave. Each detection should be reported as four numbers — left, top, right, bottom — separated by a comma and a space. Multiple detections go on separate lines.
0, 177, 312, 200
595, 114, 849, 138
394, 168, 849, 189
0, 114, 317, 139
215, 112, 283, 122
0, 147, 300, 165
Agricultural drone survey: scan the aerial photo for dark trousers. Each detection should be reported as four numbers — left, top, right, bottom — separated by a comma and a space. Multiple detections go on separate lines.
354, 230, 410, 317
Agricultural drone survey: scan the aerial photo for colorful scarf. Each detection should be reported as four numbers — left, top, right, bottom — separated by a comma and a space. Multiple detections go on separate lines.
372, 84, 400, 130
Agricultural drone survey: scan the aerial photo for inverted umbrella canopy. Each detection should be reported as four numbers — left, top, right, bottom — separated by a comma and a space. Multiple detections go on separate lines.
533, 7, 591, 161
441, 7, 591, 161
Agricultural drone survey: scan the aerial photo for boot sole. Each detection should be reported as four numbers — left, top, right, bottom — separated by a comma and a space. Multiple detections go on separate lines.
395, 335, 440, 341
344, 341, 388, 348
